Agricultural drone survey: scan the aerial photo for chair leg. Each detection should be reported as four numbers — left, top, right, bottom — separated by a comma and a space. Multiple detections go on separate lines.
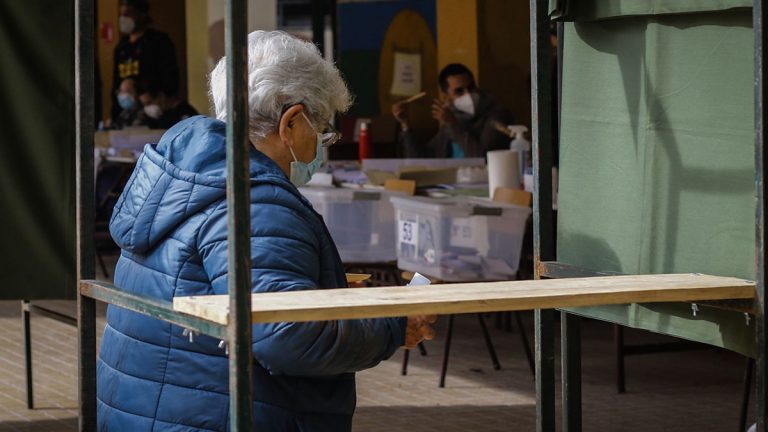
401, 342, 428, 376
514, 312, 535, 377
22, 301, 34, 409
417, 341, 428, 356
439, 314, 455, 388
615, 324, 626, 394
401, 349, 410, 376
477, 313, 501, 370
739, 357, 754, 432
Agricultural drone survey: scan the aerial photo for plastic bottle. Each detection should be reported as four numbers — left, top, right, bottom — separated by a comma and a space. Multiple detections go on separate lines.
358, 120, 372, 161
507, 125, 531, 188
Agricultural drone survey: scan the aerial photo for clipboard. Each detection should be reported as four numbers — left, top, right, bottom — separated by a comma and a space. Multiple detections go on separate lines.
346, 273, 372, 283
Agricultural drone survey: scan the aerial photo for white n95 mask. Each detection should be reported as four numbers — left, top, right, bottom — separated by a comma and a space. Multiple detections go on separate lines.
119, 16, 135, 34
453, 92, 478, 116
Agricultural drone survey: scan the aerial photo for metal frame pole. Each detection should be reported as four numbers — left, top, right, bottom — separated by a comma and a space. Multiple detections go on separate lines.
225, 0, 254, 430
556, 21, 582, 432
530, 0, 556, 430
311, 0, 326, 56
329, 0, 338, 63
75, 0, 97, 429
562, 313, 581, 430
755, 0, 767, 430
22, 301, 34, 409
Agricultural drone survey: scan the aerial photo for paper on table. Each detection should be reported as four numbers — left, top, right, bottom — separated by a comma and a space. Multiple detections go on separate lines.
407, 272, 432, 286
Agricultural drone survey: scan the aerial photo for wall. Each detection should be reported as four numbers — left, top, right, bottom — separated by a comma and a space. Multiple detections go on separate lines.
97, 0, 118, 122
335, 0, 437, 157
185, 0, 277, 116
477, 0, 531, 126
437, 0, 532, 127
436, 0, 478, 79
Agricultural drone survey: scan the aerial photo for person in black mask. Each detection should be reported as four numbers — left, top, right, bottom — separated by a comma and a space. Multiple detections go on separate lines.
392, 63, 513, 158
109, 0, 179, 125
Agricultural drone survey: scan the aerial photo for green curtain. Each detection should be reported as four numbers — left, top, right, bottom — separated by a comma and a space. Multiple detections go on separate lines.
549, 0, 750, 22
0, 1, 77, 300
556, 10, 756, 356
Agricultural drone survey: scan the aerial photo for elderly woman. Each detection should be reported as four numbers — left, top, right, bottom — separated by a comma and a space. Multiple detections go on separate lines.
98, 31, 433, 431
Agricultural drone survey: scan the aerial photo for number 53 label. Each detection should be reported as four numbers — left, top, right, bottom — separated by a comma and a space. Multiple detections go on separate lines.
399, 219, 419, 246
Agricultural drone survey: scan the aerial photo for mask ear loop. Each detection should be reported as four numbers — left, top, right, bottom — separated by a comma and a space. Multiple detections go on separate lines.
300, 112, 319, 135
299, 112, 322, 161
281, 107, 301, 163
286, 142, 299, 163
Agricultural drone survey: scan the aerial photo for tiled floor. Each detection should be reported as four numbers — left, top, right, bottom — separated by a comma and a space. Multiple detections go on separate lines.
0, 259, 754, 431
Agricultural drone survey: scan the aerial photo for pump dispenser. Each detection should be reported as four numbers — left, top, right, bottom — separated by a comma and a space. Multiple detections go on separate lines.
507, 125, 531, 185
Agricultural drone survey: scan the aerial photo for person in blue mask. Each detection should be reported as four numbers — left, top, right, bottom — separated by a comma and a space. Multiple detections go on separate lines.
112, 78, 146, 128
97, 30, 435, 431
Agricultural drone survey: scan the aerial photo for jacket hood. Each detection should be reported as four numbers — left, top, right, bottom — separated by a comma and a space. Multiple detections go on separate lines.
109, 115, 289, 253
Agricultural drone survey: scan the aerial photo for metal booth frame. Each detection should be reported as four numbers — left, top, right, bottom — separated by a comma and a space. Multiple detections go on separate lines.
72, 0, 767, 431
529, 0, 768, 431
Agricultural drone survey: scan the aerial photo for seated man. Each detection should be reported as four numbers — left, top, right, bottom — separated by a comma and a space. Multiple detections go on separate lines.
393, 63, 513, 158
138, 88, 198, 129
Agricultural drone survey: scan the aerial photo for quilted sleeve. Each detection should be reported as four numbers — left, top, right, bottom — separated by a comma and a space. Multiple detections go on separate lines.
196, 188, 406, 376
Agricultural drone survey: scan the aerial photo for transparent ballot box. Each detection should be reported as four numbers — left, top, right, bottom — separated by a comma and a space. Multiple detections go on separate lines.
300, 187, 398, 263
390, 196, 531, 281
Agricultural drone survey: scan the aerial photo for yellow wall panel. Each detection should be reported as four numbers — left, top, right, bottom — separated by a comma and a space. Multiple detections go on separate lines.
436, 0, 478, 81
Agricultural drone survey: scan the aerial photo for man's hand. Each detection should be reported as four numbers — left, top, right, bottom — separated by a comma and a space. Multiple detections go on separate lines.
403, 315, 437, 349
392, 101, 409, 130
431, 98, 456, 125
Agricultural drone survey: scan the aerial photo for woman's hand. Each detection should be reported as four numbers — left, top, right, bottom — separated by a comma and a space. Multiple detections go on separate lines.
403, 315, 437, 349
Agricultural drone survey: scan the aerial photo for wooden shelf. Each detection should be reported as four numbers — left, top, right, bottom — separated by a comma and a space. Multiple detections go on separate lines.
172, 274, 755, 325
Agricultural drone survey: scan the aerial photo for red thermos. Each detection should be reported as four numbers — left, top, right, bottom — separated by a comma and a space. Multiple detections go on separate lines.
358, 121, 372, 161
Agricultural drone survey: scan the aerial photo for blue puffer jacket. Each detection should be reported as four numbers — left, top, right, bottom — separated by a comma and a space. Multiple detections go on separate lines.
97, 116, 406, 431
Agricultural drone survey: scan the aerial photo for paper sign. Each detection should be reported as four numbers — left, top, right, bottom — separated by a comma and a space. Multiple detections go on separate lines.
450, 218, 475, 248
390, 52, 422, 96
399, 219, 419, 246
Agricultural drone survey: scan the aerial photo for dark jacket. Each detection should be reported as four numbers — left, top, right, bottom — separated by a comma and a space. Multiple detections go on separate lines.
97, 116, 406, 431
111, 28, 179, 121
401, 90, 513, 158
145, 100, 199, 130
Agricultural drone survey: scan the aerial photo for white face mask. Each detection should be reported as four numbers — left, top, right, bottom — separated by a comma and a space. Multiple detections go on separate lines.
119, 16, 135, 35
144, 104, 162, 119
453, 92, 478, 116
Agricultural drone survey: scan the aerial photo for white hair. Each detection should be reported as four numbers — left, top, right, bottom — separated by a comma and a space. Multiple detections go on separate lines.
209, 30, 352, 142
